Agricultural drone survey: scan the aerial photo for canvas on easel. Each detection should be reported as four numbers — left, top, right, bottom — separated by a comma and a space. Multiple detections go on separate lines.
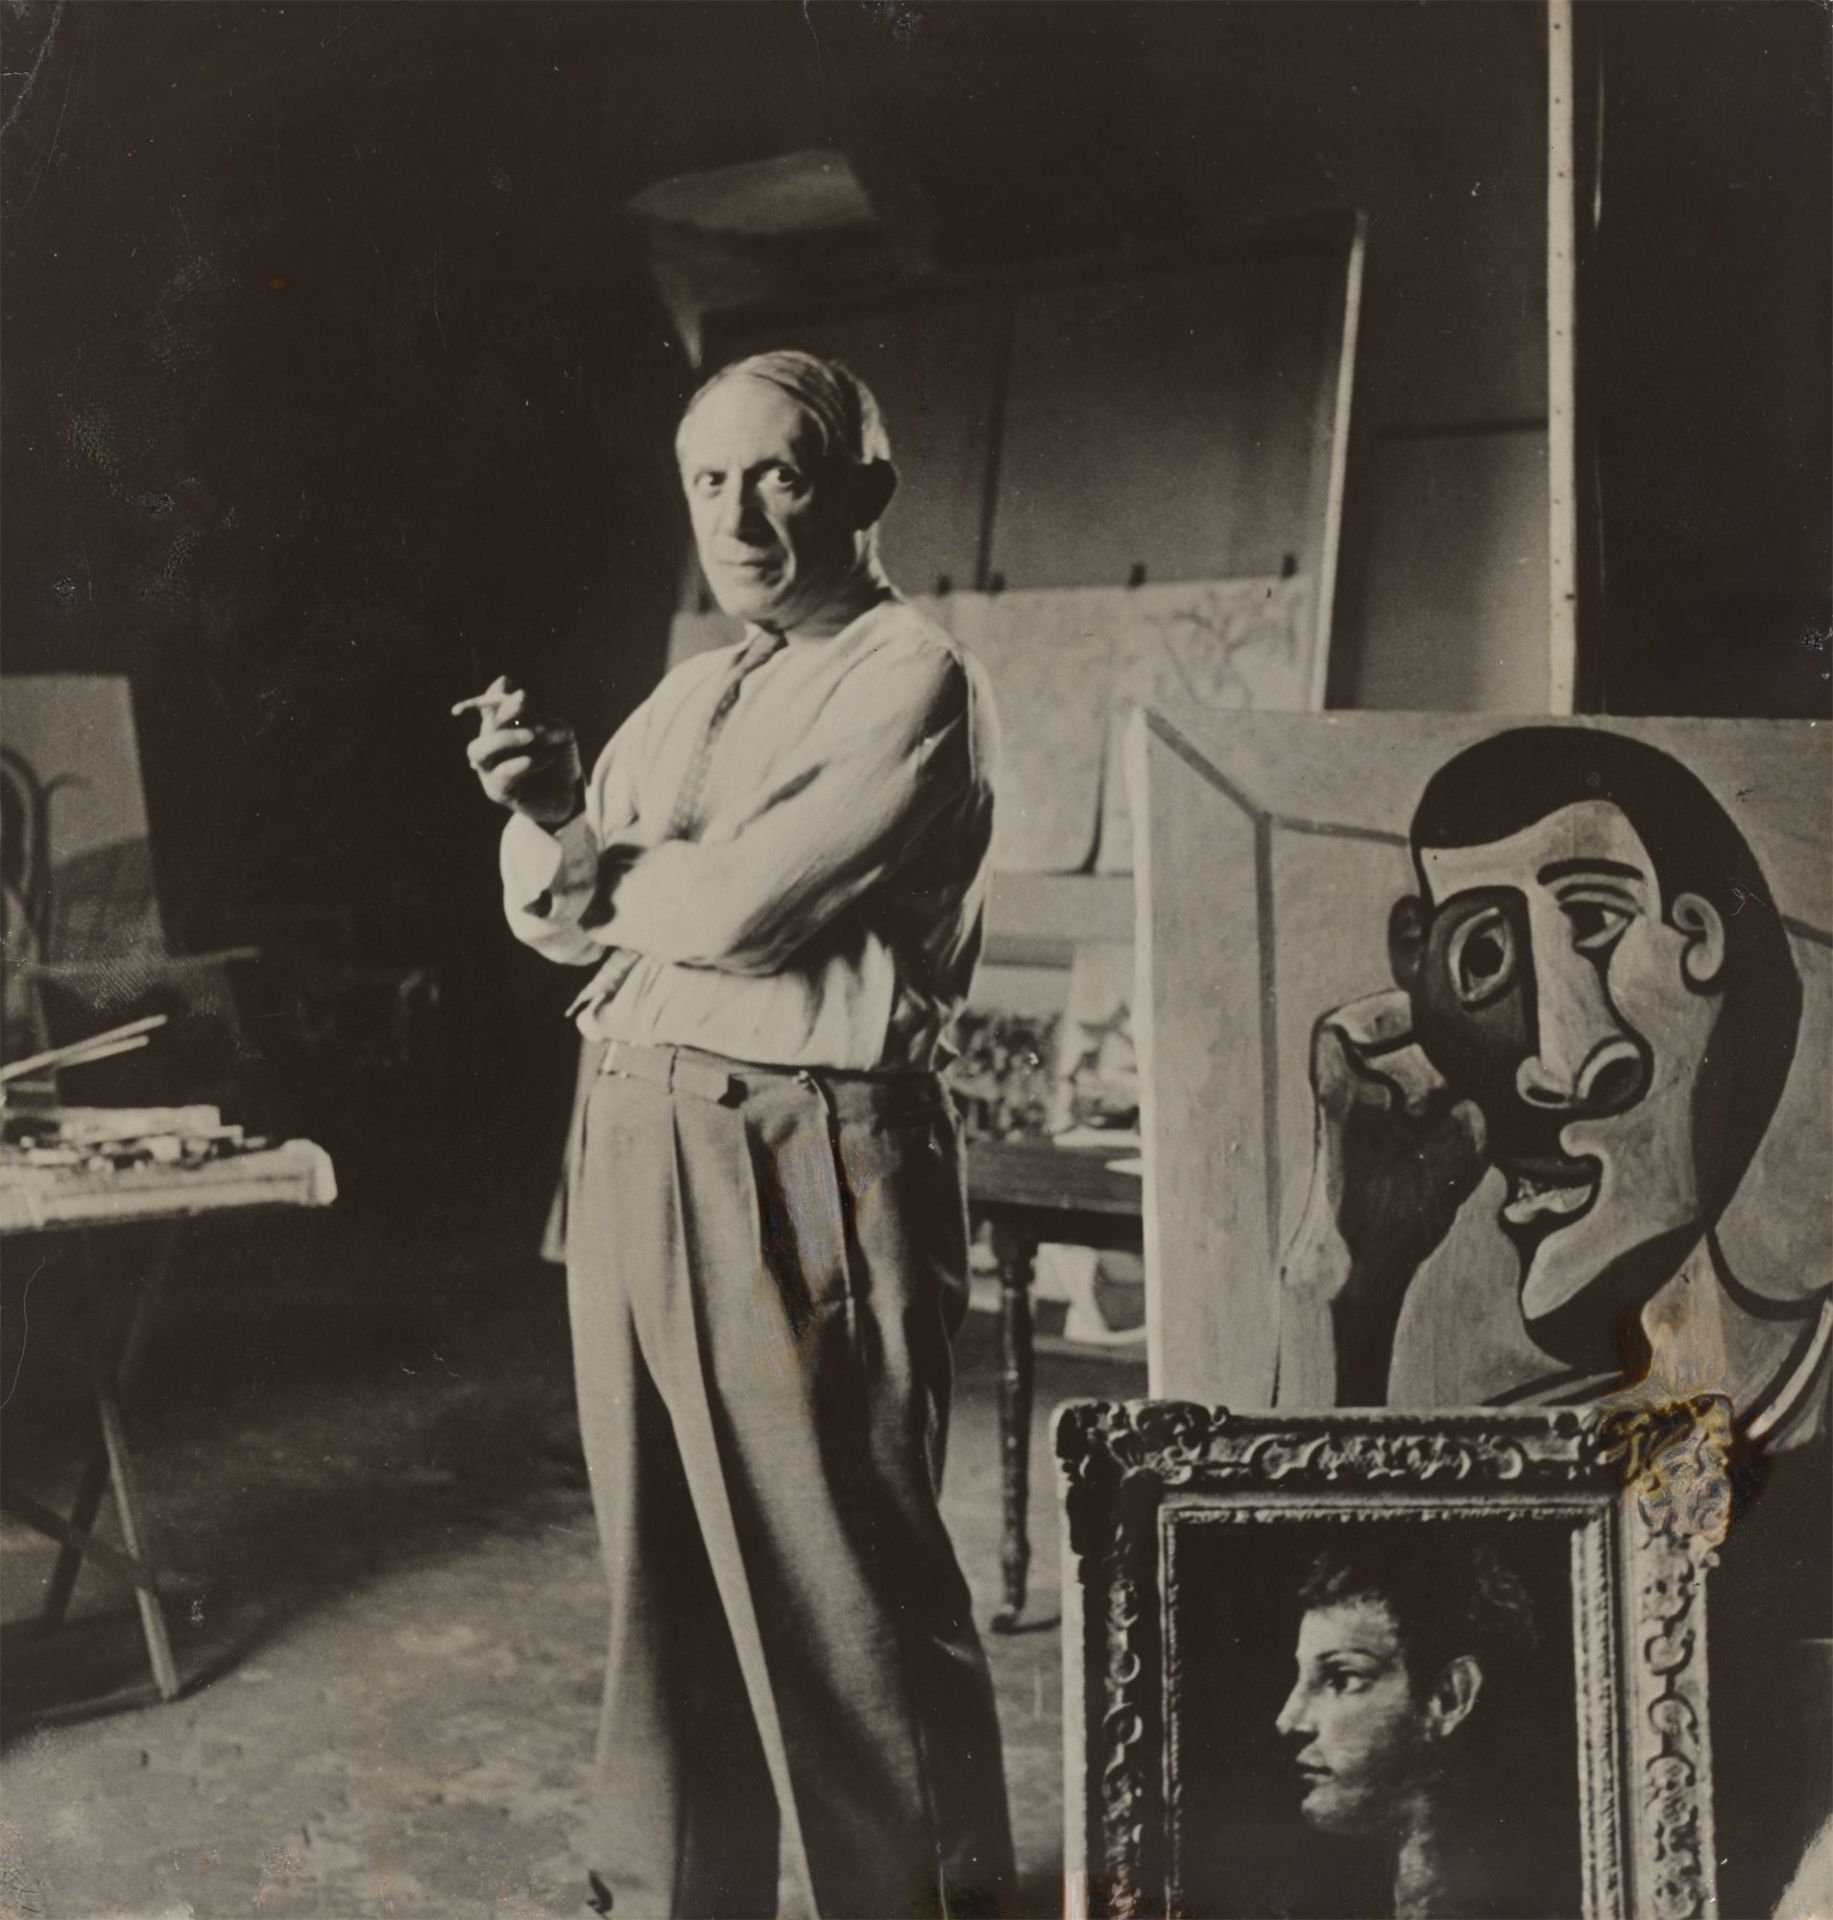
1, 674, 255, 1099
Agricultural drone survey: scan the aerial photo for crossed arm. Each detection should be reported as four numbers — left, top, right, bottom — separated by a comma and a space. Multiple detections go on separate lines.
501, 648, 977, 977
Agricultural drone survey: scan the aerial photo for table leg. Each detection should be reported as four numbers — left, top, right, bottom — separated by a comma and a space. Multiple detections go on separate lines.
94, 1359, 180, 1699
97, 1230, 182, 1698
4, 1486, 166, 1600
23, 1228, 185, 1698
40, 1447, 109, 1629
989, 1223, 1035, 1634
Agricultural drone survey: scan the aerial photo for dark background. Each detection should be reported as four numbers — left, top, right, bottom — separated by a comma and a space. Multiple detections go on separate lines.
3, 0, 1827, 1214
1168, 1512, 1584, 1920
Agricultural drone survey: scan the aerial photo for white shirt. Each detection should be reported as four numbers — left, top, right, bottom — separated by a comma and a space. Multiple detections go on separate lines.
499, 593, 999, 1071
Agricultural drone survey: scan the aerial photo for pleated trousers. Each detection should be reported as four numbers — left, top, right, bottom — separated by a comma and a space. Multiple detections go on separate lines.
566, 1040, 1015, 1919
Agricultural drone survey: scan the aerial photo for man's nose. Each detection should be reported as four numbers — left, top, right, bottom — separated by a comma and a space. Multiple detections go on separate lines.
718, 480, 770, 544
708, 480, 743, 537
1516, 942, 1647, 1113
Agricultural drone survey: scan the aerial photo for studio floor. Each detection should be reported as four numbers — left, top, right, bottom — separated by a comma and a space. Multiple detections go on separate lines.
0, 1174, 1143, 1920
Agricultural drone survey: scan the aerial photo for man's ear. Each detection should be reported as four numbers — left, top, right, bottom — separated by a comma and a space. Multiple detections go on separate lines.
1673, 891, 1727, 989
1424, 1655, 1483, 1741
847, 458, 898, 532
1388, 896, 1429, 995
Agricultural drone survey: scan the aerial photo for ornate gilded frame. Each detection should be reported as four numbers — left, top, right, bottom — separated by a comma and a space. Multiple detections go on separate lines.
1057, 1400, 1730, 1920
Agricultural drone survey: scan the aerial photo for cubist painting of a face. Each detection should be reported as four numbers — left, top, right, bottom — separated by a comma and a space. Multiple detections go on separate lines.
1389, 729, 1802, 1367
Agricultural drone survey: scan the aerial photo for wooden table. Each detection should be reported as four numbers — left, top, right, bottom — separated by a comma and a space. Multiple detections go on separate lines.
966, 1138, 1143, 1631
1, 1140, 336, 1700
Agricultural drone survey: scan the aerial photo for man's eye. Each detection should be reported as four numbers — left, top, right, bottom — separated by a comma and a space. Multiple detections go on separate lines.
1447, 906, 1517, 1008
692, 472, 723, 496
1563, 899, 1631, 952
761, 465, 804, 494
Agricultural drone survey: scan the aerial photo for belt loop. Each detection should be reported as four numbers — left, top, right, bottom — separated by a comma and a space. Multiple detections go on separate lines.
794, 1065, 835, 1128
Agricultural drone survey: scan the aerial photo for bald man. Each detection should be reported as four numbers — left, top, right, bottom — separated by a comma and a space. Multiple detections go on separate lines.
458, 353, 1014, 1919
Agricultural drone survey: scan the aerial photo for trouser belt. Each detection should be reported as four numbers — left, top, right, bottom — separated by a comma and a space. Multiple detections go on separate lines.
598, 1039, 748, 1104
596, 1039, 947, 1121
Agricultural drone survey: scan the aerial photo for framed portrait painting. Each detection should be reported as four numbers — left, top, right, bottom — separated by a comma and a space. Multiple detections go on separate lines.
1058, 1400, 1730, 1920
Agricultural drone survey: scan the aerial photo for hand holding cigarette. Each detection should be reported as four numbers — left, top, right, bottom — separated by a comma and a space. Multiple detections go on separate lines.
454, 674, 584, 828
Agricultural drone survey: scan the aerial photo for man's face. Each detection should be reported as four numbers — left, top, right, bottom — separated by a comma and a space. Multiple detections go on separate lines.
1275, 1598, 1429, 1835
676, 376, 863, 631
1402, 800, 1723, 1328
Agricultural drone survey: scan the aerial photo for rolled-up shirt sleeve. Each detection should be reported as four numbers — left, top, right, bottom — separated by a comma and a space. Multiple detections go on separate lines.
597, 647, 975, 976
499, 811, 608, 965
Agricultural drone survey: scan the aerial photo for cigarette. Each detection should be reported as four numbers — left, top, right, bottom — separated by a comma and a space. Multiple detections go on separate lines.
450, 675, 518, 720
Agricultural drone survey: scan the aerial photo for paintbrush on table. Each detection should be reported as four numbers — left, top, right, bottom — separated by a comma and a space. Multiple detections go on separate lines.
1, 1013, 170, 1086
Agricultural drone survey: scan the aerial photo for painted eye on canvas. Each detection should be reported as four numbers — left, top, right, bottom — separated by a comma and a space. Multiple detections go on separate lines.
1448, 907, 1516, 1009
1561, 897, 1632, 954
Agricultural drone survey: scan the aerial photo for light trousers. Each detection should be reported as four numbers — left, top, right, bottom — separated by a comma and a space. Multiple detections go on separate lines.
566, 1041, 1015, 1919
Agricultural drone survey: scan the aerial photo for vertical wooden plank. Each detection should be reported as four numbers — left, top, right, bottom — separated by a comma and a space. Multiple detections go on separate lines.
974, 291, 1016, 594
1308, 216, 1366, 711
1548, 0, 1579, 713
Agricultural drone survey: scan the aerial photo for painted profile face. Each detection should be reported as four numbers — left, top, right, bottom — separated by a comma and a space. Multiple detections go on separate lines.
676, 376, 864, 632
1275, 1599, 1429, 1835
1393, 800, 1727, 1331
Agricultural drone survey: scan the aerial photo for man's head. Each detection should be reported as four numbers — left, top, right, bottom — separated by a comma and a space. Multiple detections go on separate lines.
675, 350, 898, 632
1275, 1536, 1535, 1836
1389, 728, 1801, 1357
